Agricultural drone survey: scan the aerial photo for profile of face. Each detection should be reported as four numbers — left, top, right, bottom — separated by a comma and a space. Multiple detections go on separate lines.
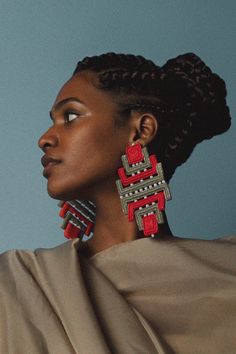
38, 71, 133, 202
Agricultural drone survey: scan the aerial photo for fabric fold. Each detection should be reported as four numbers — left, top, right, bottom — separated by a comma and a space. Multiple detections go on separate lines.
88, 235, 236, 354
0, 235, 236, 354
79, 254, 166, 353
0, 240, 111, 354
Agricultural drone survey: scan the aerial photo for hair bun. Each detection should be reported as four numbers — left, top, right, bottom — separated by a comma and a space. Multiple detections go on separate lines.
74, 51, 231, 181
161, 52, 231, 141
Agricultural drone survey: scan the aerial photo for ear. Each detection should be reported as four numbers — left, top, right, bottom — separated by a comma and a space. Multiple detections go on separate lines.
128, 111, 159, 146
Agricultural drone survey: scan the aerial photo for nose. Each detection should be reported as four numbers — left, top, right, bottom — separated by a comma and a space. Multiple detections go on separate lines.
38, 127, 59, 152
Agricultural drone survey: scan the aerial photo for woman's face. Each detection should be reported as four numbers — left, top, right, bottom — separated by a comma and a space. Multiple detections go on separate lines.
38, 71, 131, 201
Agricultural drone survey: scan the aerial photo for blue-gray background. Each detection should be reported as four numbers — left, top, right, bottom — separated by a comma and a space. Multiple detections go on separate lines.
0, 0, 235, 252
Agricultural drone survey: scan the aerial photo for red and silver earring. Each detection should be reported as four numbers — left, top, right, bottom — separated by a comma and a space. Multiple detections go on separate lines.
116, 142, 171, 237
57, 199, 96, 241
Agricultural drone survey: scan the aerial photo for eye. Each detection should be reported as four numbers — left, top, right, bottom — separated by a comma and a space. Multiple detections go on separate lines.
64, 112, 79, 123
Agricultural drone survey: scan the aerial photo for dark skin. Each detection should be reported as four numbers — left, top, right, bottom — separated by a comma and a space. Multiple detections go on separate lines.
38, 71, 173, 257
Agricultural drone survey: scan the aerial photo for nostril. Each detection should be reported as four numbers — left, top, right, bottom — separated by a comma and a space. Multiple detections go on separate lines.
43, 142, 51, 149
38, 130, 59, 150
38, 139, 53, 151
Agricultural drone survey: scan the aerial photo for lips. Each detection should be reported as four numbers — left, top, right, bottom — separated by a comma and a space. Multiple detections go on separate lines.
41, 155, 61, 168
41, 155, 61, 177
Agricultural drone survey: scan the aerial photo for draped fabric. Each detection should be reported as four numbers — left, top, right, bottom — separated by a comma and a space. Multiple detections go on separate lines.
0, 235, 236, 354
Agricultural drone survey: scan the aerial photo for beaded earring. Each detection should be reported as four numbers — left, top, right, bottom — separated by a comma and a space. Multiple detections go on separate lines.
116, 142, 171, 237
57, 199, 96, 241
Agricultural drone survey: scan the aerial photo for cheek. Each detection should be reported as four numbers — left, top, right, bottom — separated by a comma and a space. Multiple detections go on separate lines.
90, 124, 127, 172
68, 124, 125, 179
47, 122, 129, 200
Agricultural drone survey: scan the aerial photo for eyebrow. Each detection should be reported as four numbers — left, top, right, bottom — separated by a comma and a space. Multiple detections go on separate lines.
49, 97, 86, 120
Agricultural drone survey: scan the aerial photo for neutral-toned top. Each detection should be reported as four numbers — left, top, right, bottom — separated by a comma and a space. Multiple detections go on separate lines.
0, 235, 236, 354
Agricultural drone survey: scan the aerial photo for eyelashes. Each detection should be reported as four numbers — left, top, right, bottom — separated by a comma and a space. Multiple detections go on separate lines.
64, 111, 80, 123
49, 109, 84, 126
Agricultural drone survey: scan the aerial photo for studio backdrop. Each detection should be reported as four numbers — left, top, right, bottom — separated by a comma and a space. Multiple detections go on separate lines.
0, 0, 235, 252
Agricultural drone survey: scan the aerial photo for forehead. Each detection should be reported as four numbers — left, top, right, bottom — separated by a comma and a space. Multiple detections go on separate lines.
53, 71, 116, 112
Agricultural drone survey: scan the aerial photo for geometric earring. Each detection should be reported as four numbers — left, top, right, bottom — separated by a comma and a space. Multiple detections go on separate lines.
116, 142, 171, 237
57, 199, 96, 241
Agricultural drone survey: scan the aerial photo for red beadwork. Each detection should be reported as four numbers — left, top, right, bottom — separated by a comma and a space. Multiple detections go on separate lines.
118, 155, 158, 186
116, 142, 171, 238
143, 214, 158, 236
126, 143, 144, 164
64, 222, 81, 239
58, 200, 96, 240
59, 202, 70, 218
128, 192, 165, 221
59, 202, 93, 237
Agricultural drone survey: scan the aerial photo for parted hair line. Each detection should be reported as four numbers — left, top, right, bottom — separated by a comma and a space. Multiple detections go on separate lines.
73, 52, 231, 181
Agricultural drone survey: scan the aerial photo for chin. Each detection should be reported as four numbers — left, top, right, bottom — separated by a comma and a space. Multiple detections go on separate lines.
47, 186, 67, 201
46, 180, 89, 202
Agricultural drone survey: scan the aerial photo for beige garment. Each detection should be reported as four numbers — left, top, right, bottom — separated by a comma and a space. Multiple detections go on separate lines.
0, 235, 236, 354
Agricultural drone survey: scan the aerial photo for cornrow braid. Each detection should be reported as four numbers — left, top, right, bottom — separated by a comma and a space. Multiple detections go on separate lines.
73, 52, 231, 181
75, 52, 158, 73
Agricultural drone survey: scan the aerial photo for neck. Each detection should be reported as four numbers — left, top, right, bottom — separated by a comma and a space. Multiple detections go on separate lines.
80, 182, 173, 258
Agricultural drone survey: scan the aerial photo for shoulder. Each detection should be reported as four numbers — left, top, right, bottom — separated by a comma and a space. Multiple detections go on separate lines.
0, 239, 79, 287
162, 234, 236, 273
89, 234, 236, 277
164, 234, 236, 250
172, 233, 236, 249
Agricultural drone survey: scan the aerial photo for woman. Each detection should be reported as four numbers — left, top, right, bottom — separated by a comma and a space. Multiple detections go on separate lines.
0, 52, 235, 353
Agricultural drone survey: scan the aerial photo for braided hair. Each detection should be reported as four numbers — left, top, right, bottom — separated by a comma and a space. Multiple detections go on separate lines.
73, 52, 231, 181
